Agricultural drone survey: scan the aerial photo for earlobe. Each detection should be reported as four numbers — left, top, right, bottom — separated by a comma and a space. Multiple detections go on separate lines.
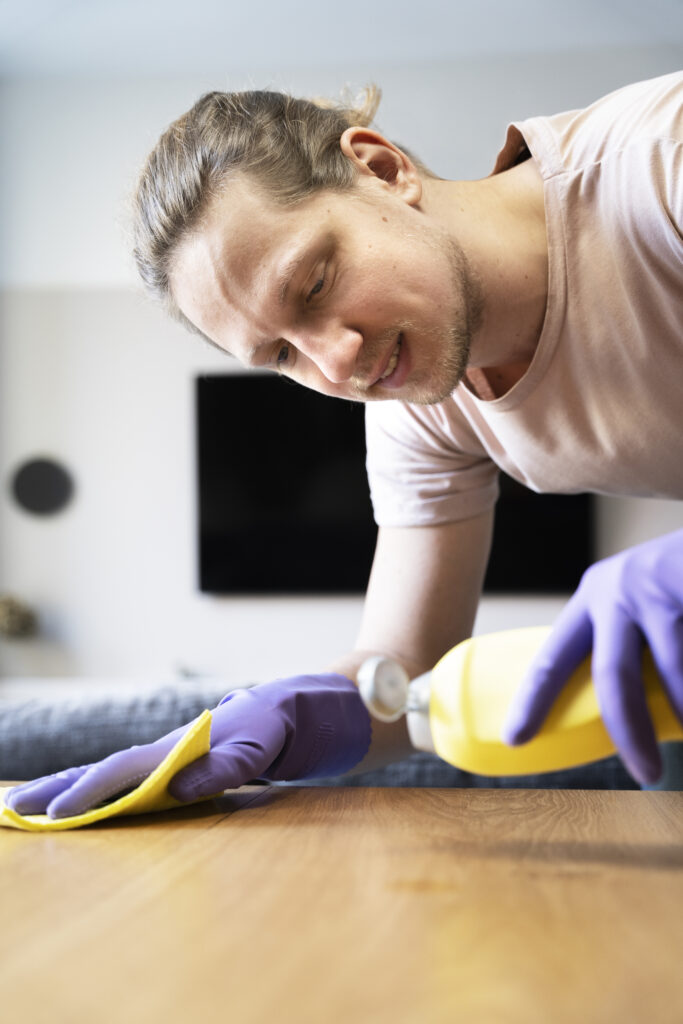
340, 127, 422, 205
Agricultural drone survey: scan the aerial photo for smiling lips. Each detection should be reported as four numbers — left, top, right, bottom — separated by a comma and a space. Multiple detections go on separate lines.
372, 333, 404, 387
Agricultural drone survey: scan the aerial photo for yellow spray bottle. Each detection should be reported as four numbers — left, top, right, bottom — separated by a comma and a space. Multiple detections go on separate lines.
357, 626, 683, 775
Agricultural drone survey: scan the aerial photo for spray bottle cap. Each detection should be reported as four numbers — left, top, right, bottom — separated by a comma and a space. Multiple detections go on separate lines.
357, 656, 410, 722
357, 656, 435, 753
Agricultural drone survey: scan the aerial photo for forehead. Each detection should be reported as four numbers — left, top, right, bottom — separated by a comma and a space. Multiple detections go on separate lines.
170, 179, 341, 351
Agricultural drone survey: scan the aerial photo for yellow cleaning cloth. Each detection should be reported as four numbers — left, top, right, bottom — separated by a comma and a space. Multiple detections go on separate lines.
0, 709, 214, 832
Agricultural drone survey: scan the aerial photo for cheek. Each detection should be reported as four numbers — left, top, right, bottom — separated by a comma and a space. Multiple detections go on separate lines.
343, 262, 417, 322
357, 242, 452, 314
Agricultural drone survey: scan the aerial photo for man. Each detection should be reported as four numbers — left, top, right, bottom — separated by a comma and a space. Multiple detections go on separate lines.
7, 71, 682, 818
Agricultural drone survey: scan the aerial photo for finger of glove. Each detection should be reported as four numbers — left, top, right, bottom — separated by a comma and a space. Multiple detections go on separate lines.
637, 605, 683, 725
592, 609, 662, 785
503, 598, 593, 744
45, 744, 167, 819
5, 765, 92, 815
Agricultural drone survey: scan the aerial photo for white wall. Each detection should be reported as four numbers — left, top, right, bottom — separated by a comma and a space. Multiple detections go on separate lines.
1, 47, 682, 680
4, 47, 683, 288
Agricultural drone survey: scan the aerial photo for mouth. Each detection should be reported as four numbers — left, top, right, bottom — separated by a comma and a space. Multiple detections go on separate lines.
373, 333, 404, 388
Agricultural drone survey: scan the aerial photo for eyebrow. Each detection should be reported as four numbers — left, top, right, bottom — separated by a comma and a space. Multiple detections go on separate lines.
278, 249, 310, 308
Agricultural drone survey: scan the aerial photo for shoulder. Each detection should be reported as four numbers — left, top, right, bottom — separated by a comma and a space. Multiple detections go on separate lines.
492, 72, 683, 180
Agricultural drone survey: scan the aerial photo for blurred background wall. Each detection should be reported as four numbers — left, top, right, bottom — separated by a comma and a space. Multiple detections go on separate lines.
1, 0, 682, 683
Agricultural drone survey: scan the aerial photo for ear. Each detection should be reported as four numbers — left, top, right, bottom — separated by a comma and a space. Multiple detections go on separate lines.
340, 127, 422, 205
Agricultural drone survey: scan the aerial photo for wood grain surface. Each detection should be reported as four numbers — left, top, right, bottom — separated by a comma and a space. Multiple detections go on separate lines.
1, 786, 682, 1024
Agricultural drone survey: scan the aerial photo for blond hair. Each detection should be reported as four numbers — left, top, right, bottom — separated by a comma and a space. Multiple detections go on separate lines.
132, 86, 387, 323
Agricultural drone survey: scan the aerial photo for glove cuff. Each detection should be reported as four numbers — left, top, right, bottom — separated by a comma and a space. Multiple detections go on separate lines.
291, 674, 373, 780
227, 674, 372, 782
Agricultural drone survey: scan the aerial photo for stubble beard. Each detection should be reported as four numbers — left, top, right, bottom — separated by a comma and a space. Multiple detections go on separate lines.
352, 236, 484, 407
413, 236, 483, 405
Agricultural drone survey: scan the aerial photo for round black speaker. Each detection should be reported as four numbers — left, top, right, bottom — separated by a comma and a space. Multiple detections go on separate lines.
10, 458, 75, 515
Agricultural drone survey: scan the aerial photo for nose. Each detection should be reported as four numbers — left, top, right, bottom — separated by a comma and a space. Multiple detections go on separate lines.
294, 321, 363, 384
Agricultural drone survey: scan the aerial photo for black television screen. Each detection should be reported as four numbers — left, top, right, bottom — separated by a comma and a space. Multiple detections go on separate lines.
196, 374, 593, 594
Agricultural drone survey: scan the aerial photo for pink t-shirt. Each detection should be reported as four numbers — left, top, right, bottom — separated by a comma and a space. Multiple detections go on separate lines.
365, 72, 683, 527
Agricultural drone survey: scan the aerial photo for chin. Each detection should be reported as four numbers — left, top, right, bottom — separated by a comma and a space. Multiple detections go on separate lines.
401, 370, 466, 406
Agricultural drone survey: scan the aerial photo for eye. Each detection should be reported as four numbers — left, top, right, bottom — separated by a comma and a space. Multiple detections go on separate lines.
276, 342, 292, 369
306, 274, 325, 303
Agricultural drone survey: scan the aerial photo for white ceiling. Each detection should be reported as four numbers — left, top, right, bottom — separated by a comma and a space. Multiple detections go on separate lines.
1, 0, 682, 77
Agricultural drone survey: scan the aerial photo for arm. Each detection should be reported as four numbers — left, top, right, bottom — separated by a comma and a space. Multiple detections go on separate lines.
7, 512, 493, 817
329, 512, 494, 773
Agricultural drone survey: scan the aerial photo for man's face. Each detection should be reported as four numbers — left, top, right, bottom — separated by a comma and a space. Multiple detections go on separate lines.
171, 174, 481, 405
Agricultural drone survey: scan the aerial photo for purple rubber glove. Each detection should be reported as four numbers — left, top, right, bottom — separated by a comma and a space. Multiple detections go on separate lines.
6, 674, 372, 819
503, 529, 683, 785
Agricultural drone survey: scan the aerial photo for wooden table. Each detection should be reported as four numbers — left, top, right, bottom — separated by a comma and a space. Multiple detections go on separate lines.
1, 786, 682, 1024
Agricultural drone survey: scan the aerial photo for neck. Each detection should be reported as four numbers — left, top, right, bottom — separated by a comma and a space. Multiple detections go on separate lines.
422, 160, 549, 375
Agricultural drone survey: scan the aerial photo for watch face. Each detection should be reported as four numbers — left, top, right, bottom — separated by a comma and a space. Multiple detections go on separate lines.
11, 458, 75, 515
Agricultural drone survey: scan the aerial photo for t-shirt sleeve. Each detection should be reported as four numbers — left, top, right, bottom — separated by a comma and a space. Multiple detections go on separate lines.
364, 400, 500, 527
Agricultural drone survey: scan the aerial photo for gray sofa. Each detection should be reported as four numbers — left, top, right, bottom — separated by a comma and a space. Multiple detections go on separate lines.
0, 683, 640, 789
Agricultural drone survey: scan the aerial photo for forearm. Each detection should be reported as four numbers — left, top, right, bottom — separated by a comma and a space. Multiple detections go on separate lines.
325, 514, 494, 775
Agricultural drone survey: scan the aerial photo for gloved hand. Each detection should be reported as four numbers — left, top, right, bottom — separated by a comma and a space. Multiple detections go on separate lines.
503, 529, 683, 785
6, 673, 372, 818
